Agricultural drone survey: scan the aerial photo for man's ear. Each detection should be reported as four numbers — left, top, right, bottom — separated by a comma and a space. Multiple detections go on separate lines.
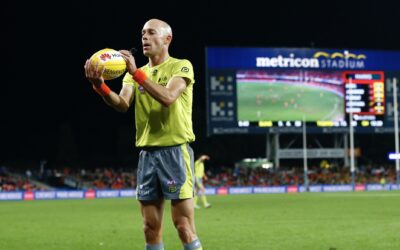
165, 35, 172, 45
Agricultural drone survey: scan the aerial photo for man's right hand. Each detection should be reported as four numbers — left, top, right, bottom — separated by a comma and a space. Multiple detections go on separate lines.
84, 59, 105, 87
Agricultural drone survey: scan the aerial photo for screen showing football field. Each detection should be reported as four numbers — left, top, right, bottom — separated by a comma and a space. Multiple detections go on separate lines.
237, 70, 344, 122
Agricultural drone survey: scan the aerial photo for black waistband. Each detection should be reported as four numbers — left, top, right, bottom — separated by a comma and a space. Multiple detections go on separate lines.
138, 144, 184, 152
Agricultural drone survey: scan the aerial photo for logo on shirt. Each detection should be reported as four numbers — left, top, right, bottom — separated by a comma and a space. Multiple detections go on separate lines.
181, 67, 189, 72
158, 76, 168, 86
167, 180, 177, 193
152, 69, 158, 76
138, 85, 146, 93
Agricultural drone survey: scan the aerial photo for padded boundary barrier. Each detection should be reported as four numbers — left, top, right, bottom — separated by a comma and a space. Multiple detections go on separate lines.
0, 184, 398, 201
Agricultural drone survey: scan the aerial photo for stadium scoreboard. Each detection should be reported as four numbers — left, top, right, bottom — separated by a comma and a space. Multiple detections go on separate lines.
344, 72, 384, 115
206, 47, 400, 134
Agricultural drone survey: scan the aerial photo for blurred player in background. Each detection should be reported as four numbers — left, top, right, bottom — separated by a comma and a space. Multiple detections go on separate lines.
194, 155, 211, 209
84, 19, 202, 250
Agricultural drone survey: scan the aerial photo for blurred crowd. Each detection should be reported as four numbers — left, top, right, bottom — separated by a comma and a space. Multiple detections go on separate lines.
0, 166, 40, 191
0, 163, 397, 192
205, 164, 396, 187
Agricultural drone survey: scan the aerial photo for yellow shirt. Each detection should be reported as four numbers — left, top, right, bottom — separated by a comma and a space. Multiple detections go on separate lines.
123, 57, 195, 147
194, 160, 205, 178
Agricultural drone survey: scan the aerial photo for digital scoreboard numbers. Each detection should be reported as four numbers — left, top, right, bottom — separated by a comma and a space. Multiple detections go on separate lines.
344, 71, 384, 127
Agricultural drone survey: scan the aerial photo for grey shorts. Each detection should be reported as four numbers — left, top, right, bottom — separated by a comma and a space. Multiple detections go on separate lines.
136, 144, 195, 200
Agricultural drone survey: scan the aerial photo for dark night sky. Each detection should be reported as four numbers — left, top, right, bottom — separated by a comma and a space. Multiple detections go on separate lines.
3, 0, 400, 169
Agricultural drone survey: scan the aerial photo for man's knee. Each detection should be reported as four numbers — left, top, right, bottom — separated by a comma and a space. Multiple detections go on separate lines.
143, 220, 162, 242
174, 219, 195, 242
174, 221, 189, 232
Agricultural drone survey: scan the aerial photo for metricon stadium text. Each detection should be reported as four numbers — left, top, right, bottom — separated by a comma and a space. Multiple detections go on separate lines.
256, 54, 366, 69
256, 54, 319, 68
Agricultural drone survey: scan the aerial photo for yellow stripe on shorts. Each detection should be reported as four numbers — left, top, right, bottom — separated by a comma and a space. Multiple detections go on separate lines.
179, 144, 194, 199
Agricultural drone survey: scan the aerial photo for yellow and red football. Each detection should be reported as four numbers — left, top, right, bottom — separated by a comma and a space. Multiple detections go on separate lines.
89, 48, 127, 80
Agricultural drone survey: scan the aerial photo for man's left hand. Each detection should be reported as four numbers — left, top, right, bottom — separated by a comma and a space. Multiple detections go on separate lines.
119, 50, 137, 75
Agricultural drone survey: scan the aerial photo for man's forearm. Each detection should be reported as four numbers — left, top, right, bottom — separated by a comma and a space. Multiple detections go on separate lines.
142, 80, 175, 107
102, 91, 129, 112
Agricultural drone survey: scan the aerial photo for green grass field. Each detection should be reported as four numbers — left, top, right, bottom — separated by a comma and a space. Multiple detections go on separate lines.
237, 82, 344, 121
1, 192, 400, 250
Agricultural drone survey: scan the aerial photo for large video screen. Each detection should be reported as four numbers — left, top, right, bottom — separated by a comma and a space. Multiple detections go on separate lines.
206, 47, 400, 135
237, 70, 345, 122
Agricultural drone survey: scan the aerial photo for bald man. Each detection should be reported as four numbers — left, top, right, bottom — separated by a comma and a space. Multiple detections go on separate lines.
85, 19, 202, 250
